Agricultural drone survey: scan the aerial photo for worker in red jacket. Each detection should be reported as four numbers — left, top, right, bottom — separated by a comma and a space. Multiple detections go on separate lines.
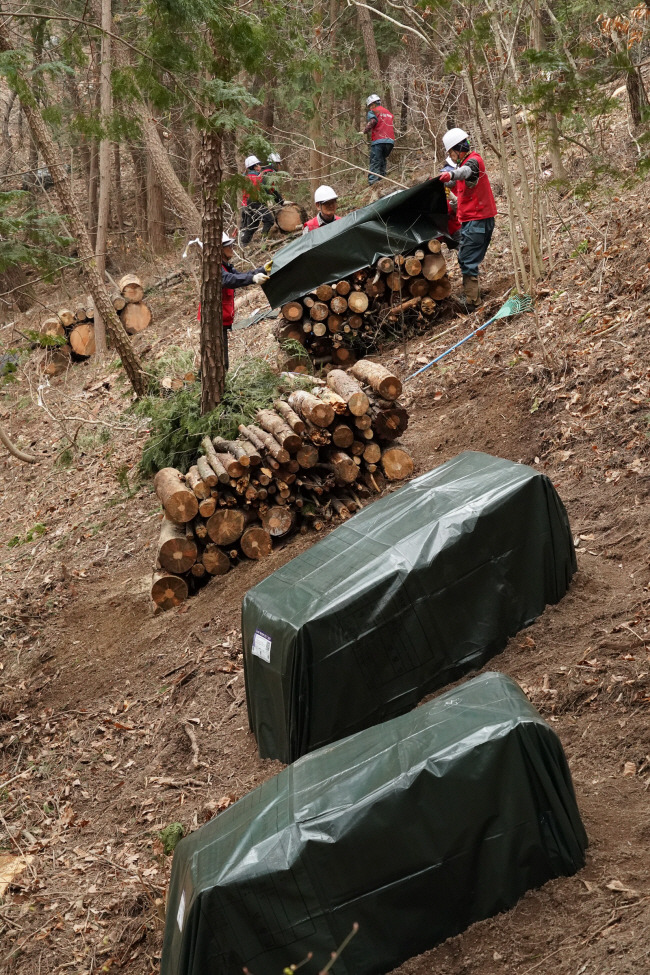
303, 185, 341, 233
195, 232, 268, 369
439, 128, 497, 308
240, 155, 274, 246
363, 94, 395, 186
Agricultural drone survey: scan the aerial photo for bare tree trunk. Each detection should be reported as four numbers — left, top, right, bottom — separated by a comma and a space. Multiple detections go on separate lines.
0, 89, 16, 177
356, 2, 381, 82
147, 144, 166, 251
112, 142, 124, 231
530, 2, 567, 180
87, 138, 99, 248
94, 0, 113, 354
139, 109, 201, 236
0, 23, 147, 396
199, 128, 226, 413
129, 143, 148, 234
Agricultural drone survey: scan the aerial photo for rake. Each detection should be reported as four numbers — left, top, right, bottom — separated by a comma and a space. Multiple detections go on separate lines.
405, 293, 534, 382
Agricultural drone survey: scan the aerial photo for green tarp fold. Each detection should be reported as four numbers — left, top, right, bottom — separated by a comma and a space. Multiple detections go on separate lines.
262, 179, 448, 308
242, 452, 576, 763
161, 672, 587, 975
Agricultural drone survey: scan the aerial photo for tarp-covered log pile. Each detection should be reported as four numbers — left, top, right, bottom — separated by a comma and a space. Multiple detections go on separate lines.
150, 364, 413, 610
275, 240, 452, 370
161, 672, 587, 975
265, 179, 452, 369
243, 451, 577, 763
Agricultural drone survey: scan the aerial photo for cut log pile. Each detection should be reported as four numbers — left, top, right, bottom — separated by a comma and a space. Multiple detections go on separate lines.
150, 362, 414, 610
275, 239, 452, 371
40, 274, 152, 376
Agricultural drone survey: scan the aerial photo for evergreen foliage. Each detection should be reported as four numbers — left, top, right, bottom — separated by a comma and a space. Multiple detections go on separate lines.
0, 190, 74, 278
135, 358, 311, 476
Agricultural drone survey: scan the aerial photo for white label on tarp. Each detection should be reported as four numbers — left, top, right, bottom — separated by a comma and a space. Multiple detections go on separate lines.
252, 630, 272, 662
177, 890, 186, 932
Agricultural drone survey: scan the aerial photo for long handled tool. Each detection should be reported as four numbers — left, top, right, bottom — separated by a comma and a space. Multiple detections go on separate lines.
405, 293, 534, 382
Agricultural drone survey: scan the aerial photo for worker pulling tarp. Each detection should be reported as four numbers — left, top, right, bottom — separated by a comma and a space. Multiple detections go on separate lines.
242, 451, 576, 764
160, 672, 588, 975
262, 178, 448, 308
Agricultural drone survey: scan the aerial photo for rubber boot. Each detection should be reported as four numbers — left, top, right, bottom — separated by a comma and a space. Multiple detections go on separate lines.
462, 274, 481, 308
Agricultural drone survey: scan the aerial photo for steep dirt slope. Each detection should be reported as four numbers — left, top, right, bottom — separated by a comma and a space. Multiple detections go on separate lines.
0, 188, 649, 975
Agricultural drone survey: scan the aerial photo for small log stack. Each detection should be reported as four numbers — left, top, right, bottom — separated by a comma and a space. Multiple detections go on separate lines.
150, 364, 414, 609
275, 238, 452, 371
39, 274, 153, 374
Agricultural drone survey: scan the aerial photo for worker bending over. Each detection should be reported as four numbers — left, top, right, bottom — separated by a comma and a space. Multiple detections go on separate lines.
303, 185, 341, 233
439, 128, 496, 308
196, 232, 268, 369
364, 94, 395, 186
259, 153, 286, 207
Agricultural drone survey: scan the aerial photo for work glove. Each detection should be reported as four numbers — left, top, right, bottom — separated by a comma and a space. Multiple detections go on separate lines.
253, 272, 270, 285
438, 171, 453, 183
264, 261, 273, 274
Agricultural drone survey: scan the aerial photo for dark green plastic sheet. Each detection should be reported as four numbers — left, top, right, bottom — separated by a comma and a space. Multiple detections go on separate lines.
161, 672, 587, 975
242, 452, 576, 763
262, 179, 448, 308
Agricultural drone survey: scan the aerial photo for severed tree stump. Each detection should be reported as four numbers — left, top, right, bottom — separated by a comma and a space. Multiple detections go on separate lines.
151, 570, 188, 610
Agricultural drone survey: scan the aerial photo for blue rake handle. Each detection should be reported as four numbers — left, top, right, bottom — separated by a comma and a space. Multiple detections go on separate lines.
405, 317, 495, 382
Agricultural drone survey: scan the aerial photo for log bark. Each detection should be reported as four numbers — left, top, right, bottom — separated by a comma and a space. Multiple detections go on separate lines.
244, 424, 290, 464
350, 360, 402, 401
202, 543, 231, 575
158, 517, 198, 574
201, 436, 230, 483
288, 390, 334, 428
151, 570, 188, 610
255, 409, 302, 453
119, 274, 144, 302
196, 455, 218, 488
186, 465, 211, 499
120, 301, 152, 334
368, 402, 409, 440
273, 399, 305, 434
206, 508, 246, 545
381, 447, 414, 481
240, 524, 273, 559
326, 450, 358, 484
212, 438, 251, 466
215, 451, 243, 478
153, 468, 199, 522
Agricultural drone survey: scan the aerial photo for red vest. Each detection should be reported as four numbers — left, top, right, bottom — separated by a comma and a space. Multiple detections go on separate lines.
454, 152, 497, 222
371, 105, 395, 142
196, 265, 235, 329
242, 172, 263, 206
304, 214, 341, 232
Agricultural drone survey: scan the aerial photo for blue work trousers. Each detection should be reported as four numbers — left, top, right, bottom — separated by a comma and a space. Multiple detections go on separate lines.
368, 142, 393, 184
458, 217, 495, 277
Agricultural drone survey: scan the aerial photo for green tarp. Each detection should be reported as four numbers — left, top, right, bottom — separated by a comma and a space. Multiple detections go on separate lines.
161, 672, 587, 975
242, 452, 576, 763
262, 179, 448, 308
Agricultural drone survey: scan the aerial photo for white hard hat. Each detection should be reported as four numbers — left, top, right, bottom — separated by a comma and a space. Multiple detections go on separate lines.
222, 231, 236, 245
244, 155, 261, 168
314, 184, 338, 204
268, 152, 281, 163
366, 93, 381, 107
442, 128, 470, 152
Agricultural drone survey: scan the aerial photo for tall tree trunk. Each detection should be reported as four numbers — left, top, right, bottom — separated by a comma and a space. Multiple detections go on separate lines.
0, 89, 16, 177
129, 143, 148, 234
147, 147, 166, 251
112, 142, 124, 231
94, 0, 113, 354
199, 128, 225, 413
87, 138, 99, 248
530, 2, 567, 180
356, 3, 381, 82
0, 23, 147, 396
140, 108, 200, 236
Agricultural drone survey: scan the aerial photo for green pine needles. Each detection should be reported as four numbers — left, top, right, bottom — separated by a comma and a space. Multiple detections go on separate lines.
135, 357, 309, 477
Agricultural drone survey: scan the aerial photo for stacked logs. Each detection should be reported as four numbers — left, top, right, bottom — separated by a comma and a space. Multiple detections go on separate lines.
275, 239, 452, 371
41, 299, 97, 376
113, 274, 153, 335
39, 274, 152, 376
151, 361, 413, 610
